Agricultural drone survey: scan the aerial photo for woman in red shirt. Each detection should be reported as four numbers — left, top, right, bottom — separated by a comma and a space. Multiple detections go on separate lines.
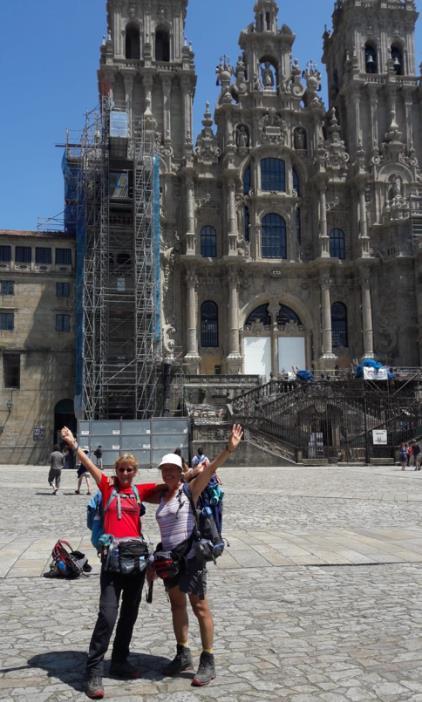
61, 426, 163, 700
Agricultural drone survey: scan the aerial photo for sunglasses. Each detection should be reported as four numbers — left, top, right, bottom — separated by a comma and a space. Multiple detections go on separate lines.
117, 467, 135, 474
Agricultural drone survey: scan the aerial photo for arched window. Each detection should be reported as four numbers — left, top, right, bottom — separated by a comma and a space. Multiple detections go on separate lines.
391, 44, 403, 75
332, 302, 348, 348
329, 228, 346, 260
277, 305, 302, 326
125, 24, 140, 60
243, 165, 251, 195
246, 304, 271, 327
155, 27, 170, 62
261, 158, 286, 192
365, 43, 377, 74
261, 213, 287, 259
200, 226, 217, 258
292, 167, 301, 196
201, 301, 219, 347
244, 206, 250, 242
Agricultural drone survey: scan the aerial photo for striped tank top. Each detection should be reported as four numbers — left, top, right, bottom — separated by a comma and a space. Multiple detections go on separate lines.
156, 486, 195, 552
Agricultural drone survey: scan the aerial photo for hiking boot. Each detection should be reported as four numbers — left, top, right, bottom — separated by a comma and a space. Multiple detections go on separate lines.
109, 659, 139, 678
86, 674, 104, 699
164, 644, 193, 676
191, 651, 216, 687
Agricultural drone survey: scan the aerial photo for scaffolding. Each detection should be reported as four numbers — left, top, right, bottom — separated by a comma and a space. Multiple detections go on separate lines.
63, 101, 161, 420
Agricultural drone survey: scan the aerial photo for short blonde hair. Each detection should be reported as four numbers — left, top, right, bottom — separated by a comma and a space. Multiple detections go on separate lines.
114, 453, 138, 472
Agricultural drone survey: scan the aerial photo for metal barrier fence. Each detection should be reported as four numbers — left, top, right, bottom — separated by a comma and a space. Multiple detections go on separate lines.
77, 417, 190, 468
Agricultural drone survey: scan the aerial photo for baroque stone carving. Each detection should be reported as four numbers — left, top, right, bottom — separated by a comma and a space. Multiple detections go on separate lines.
194, 102, 220, 164
258, 111, 288, 145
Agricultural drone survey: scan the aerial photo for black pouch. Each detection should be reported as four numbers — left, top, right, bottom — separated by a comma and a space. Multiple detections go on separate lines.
104, 540, 149, 575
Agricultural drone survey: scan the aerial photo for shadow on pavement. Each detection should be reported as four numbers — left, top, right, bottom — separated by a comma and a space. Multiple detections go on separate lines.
27, 651, 86, 692
23, 650, 171, 690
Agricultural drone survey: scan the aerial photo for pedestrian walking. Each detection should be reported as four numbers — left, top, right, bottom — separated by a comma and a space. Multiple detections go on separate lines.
154, 424, 242, 687
75, 449, 92, 495
48, 445, 64, 495
415, 441, 422, 471
399, 442, 408, 471
94, 445, 103, 470
60, 425, 166, 700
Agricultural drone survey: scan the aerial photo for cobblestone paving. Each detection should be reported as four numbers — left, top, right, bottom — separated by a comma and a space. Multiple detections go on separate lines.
1, 464, 422, 700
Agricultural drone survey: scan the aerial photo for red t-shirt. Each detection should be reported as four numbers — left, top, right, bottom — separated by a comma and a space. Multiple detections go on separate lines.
99, 473, 157, 539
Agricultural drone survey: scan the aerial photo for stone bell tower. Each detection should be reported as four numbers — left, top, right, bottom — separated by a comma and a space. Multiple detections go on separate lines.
323, 0, 419, 156
100, 0, 196, 162
323, 0, 422, 365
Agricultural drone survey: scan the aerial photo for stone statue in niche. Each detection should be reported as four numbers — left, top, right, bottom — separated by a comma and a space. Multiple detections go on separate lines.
261, 62, 275, 87
236, 124, 249, 148
388, 174, 403, 200
294, 127, 307, 150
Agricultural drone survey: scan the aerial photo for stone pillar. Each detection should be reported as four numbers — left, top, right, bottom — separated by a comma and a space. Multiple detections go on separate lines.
123, 74, 133, 136
269, 302, 279, 376
319, 186, 330, 258
320, 274, 336, 365
368, 85, 378, 149
181, 77, 193, 145
226, 270, 242, 373
227, 180, 238, 255
184, 270, 200, 372
143, 75, 153, 116
162, 77, 172, 143
360, 271, 374, 359
185, 176, 196, 255
359, 188, 370, 257
403, 92, 414, 148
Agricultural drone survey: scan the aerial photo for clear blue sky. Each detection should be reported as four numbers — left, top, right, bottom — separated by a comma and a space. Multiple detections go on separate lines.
0, 0, 421, 231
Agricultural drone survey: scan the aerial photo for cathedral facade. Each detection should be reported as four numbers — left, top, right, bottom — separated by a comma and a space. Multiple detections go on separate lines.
100, 0, 422, 380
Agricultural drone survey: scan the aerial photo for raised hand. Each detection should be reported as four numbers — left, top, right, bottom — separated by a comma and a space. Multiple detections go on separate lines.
227, 424, 243, 452
61, 426, 76, 447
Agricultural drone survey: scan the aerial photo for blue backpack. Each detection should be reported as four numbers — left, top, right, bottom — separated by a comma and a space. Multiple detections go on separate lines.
87, 485, 145, 549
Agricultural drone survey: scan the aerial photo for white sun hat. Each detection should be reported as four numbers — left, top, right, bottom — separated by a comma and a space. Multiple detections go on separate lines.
159, 453, 183, 470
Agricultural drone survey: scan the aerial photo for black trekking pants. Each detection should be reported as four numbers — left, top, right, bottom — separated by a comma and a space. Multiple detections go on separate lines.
87, 568, 145, 675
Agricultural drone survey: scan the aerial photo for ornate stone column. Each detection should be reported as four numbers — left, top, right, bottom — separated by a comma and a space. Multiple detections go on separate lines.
184, 270, 200, 373
143, 75, 153, 116
360, 270, 374, 359
226, 179, 238, 255
162, 76, 172, 144
320, 273, 336, 366
269, 302, 279, 376
359, 188, 370, 257
185, 175, 196, 255
181, 76, 193, 145
123, 74, 134, 137
319, 186, 330, 258
226, 269, 242, 373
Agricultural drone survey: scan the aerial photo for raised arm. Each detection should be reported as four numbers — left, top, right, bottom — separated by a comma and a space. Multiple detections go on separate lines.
189, 424, 243, 504
60, 426, 103, 485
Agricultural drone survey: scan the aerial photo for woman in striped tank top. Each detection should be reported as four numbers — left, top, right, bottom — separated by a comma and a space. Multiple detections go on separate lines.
156, 424, 243, 687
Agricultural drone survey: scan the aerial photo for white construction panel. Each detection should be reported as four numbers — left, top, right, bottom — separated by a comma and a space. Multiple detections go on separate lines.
278, 337, 306, 373
244, 337, 271, 379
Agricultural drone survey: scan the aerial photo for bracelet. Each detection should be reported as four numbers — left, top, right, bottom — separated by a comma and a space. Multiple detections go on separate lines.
226, 444, 234, 453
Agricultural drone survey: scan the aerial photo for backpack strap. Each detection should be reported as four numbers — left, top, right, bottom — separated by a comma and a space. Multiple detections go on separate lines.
182, 484, 200, 535
104, 485, 142, 522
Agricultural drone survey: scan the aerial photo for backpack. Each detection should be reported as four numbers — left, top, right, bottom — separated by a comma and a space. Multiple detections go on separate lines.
87, 485, 145, 550
46, 540, 92, 579
182, 483, 225, 563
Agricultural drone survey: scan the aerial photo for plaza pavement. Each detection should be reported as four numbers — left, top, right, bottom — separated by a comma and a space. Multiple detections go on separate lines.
2, 463, 422, 700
